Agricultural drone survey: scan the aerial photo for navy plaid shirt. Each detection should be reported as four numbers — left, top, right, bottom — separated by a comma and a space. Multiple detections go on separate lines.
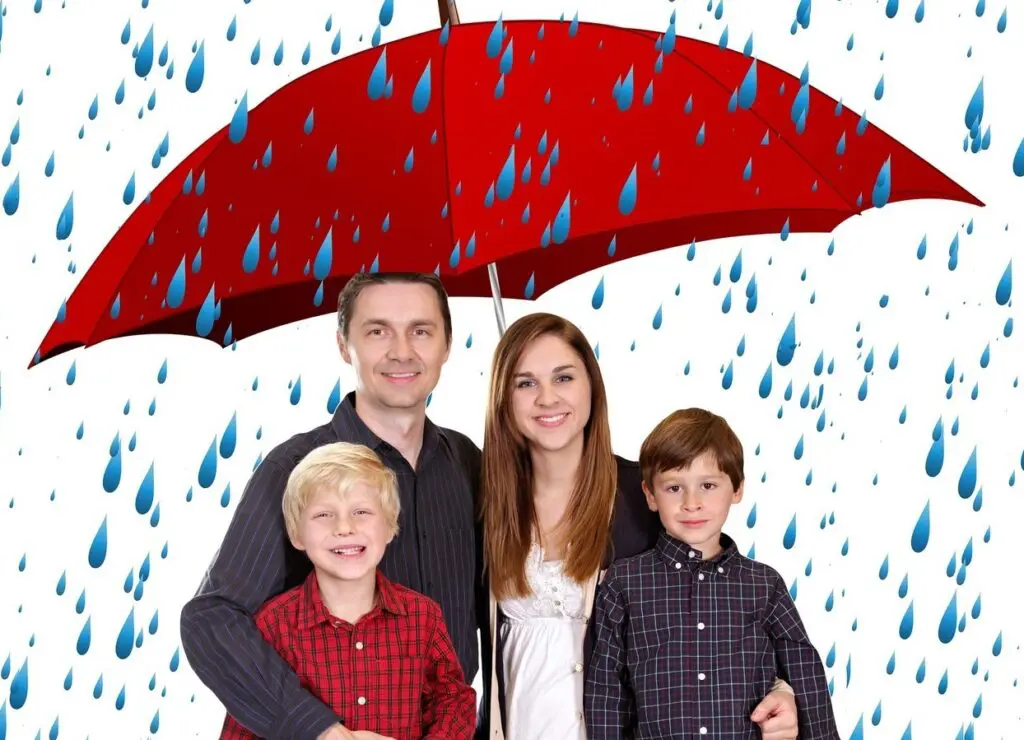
584, 531, 839, 739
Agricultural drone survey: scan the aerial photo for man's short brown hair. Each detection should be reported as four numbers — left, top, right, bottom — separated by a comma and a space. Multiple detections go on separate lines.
336, 272, 453, 345
639, 408, 745, 491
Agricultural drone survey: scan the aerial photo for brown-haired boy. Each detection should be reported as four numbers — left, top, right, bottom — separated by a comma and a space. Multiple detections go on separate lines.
584, 408, 839, 739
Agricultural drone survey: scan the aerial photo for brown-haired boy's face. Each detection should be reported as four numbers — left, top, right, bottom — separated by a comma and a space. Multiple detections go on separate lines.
642, 451, 743, 559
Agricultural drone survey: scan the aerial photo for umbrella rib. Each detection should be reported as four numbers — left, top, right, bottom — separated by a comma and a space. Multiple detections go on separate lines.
619, 28, 857, 211
437, 34, 459, 262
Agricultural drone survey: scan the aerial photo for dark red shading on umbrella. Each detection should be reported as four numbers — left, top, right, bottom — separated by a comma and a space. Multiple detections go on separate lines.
31, 18, 980, 367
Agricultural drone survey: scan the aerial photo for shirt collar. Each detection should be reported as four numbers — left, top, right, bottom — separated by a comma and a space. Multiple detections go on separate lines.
330, 391, 443, 459
297, 569, 407, 631
656, 530, 738, 571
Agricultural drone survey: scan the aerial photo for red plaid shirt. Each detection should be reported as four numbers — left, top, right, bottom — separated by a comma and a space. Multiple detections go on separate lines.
220, 569, 476, 740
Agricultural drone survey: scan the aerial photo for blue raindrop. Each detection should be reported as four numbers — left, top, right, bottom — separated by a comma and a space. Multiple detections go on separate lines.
77, 617, 92, 654
412, 61, 432, 113
135, 463, 155, 515
995, 260, 1012, 304
228, 93, 248, 144
314, 227, 333, 280
911, 501, 930, 552
783, 515, 797, 549
776, 315, 797, 365
899, 601, 914, 638
116, 608, 135, 658
619, 164, 637, 215
938, 592, 958, 643
56, 193, 74, 240
958, 448, 977, 498
88, 517, 108, 568
198, 438, 217, 488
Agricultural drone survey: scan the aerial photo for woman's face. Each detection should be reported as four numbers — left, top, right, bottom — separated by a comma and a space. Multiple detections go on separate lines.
510, 333, 593, 455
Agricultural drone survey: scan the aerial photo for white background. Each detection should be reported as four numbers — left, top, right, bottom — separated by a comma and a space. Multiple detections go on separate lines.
1, 0, 1022, 737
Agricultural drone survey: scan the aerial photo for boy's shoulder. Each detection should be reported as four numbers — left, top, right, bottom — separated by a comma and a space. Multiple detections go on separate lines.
726, 548, 787, 586
604, 546, 661, 583
385, 577, 446, 621
253, 579, 308, 630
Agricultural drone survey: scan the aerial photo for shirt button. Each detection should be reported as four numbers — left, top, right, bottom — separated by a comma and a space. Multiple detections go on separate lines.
674, 562, 682, 570
699, 727, 707, 735
698, 672, 706, 681
357, 696, 367, 706
573, 662, 583, 673
718, 566, 725, 574
689, 551, 696, 559
697, 622, 705, 630
698, 573, 705, 581
355, 641, 364, 650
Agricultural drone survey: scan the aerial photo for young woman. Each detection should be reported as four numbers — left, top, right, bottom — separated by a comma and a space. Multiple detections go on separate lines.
480, 312, 799, 740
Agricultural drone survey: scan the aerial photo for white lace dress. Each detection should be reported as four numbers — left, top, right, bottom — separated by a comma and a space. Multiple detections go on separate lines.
498, 542, 589, 740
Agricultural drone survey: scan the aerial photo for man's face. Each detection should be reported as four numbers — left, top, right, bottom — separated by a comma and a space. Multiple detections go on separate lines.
337, 282, 450, 411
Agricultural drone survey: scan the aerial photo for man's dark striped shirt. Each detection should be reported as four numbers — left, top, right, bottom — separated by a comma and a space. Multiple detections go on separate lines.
179, 392, 482, 740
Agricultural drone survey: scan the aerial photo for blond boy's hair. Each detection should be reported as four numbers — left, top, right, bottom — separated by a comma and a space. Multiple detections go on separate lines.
282, 442, 400, 542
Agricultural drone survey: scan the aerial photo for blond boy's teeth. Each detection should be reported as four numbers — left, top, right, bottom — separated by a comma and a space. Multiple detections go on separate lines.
332, 546, 364, 555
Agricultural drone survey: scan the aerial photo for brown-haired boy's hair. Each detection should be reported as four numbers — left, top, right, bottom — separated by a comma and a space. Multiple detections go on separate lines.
639, 408, 745, 491
336, 272, 453, 345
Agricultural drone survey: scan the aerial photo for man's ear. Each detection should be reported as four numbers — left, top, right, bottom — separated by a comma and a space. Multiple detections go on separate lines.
337, 328, 353, 365
733, 481, 745, 504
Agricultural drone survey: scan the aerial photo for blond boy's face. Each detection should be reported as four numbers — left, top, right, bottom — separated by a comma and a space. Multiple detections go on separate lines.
291, 481, 395, 584
642, 451, 743, 559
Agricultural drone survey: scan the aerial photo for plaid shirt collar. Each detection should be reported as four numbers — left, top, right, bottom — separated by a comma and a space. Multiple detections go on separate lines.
297, 568, 408, 630
655, 530, 739, 573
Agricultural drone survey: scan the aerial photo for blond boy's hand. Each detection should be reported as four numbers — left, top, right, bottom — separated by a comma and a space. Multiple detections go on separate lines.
316, 723, 351, 740
315, 725, 396, 740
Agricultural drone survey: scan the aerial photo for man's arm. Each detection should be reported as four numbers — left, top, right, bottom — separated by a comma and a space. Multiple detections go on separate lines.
583, 578, 636, 740
422, 603, 478, 740
179, 457, 340, 740
762, 574, 841, 740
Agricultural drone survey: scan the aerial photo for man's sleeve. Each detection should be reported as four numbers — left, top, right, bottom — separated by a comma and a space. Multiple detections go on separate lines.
763, 574, 841, 740
457, 434, 491, 740
583, 577, 636, 739
179, 458, 340, 740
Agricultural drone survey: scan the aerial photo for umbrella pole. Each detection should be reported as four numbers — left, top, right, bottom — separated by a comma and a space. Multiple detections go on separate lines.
437, 0, 460, 26
487, 263, 508, 336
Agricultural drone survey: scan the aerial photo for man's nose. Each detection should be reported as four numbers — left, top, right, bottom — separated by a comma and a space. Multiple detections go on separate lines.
387, 332, 414, 360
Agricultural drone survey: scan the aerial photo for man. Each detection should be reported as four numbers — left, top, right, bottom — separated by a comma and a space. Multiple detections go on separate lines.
180, 273, 488, 740
180, 272, 799, 740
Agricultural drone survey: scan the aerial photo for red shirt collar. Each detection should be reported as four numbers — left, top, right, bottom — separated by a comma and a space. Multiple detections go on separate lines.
297, 568, 407, 630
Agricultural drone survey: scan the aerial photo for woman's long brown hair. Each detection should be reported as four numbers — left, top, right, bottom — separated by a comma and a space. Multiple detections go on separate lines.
481, 313, 617, 601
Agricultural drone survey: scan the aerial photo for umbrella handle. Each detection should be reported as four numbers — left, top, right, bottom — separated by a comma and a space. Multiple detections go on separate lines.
487, 263, 507, 336
437, 0, 460, 27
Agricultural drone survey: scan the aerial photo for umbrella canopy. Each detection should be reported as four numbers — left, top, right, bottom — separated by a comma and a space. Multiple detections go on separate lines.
30, 16, 980, 366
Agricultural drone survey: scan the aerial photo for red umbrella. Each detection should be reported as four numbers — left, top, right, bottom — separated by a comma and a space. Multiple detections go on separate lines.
30, 1, 980, 366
